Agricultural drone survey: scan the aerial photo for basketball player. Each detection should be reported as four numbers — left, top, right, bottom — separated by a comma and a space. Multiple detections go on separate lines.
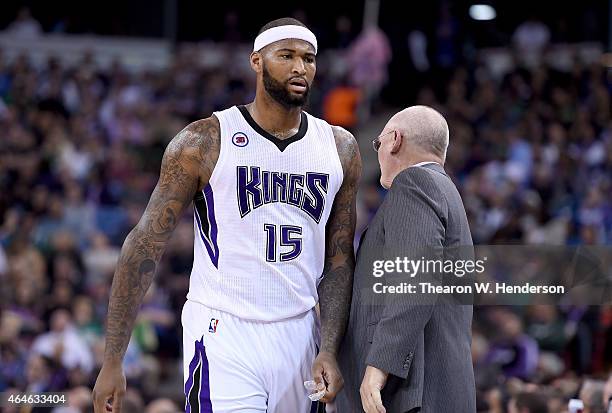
93, 17, 361, 413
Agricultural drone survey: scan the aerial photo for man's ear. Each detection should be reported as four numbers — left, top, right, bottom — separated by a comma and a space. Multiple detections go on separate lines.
390, 130, 402, 154
250, 52, 262, 73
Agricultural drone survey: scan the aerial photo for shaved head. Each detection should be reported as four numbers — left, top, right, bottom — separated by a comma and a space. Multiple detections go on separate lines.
376, 105, 450, 188
387, 105, 449, 161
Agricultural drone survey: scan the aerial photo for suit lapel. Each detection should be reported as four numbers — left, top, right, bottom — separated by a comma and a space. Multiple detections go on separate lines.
357, 195, 389, 259
356, 228, 368, 256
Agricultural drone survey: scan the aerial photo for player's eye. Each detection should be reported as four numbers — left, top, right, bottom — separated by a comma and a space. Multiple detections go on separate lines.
281, 54, 292, 59
305, 56, 315, 64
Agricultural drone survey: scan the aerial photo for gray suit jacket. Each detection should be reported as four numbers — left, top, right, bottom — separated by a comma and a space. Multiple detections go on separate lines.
336, 163, 476, 413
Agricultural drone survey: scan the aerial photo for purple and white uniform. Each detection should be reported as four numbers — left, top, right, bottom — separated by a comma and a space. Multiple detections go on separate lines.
182, 105, 343, 412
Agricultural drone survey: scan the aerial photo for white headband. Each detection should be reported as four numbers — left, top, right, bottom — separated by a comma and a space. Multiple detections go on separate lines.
253, 25, 318, 54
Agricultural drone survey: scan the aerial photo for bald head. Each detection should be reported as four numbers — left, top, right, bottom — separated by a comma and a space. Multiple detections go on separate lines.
387, 105, 449, 162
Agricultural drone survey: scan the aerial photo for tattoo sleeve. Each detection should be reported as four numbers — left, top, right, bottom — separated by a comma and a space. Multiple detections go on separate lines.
318, 126, 362, 354
103, 116, 220, 362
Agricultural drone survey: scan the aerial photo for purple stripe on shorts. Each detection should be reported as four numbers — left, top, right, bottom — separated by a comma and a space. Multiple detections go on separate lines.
184, 337, 200, 413
184, 337, 213, 412
200, 341, 213, 413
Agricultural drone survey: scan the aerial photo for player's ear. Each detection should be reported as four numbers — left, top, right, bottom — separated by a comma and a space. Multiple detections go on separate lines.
250, 51, 262, 73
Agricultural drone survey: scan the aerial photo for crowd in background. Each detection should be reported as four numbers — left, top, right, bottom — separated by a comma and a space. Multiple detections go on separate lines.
0, 6, 611, 413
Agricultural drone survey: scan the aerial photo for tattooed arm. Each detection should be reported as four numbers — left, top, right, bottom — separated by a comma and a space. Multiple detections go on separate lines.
311, 126, 362, 402
320, 126, 361, 353
93, 116, 220, 413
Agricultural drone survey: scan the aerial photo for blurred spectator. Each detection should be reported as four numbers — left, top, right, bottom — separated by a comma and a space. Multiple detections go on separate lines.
51, 386, 92, 413
322, 77, 361, 131
508, 391, 548, 413
408, 30, 430, 72
0, 311, 27, 391
345, 24, 391, 121
434, 2, 460, 68
333, 16, 354, 49
579, 379, 606, 413
32, 195, 69, 252
83, 232, 120, 285
485, 309, 540, 380
72, 295, 103, 347
525, 305, 567, 352
135, 282, 176, 356
63, 184, 96, 246
122, 388, 145, 412
145, 398, 181, 413
512, 15, 550, 68
31, 309, 94, 374
3, 7, 43, 38
25, 354, 55, 392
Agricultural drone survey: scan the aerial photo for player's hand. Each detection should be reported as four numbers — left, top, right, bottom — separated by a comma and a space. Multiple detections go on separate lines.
311, 351, 344, 403
93, 360, 126, 413
360, 365, 388, 413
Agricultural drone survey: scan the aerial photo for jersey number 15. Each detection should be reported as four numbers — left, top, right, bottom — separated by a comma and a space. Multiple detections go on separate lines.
264, 224, 302, 262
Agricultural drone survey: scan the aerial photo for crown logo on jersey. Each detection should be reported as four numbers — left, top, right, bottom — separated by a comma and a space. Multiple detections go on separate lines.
208, 318, 219, 333
232, 132, 249, 147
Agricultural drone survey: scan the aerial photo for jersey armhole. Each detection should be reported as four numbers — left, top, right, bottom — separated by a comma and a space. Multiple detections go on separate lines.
328, 124, 346, 191
208, 111, 228, 188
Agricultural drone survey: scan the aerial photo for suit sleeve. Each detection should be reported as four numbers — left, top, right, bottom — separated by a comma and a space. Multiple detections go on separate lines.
365, 168, 447, 379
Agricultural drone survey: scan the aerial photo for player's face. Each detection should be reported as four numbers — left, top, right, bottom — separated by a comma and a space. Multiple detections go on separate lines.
261, 39, 316, 108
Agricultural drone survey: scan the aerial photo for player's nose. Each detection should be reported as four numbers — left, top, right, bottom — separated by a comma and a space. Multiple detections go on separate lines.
291, 58, 306, 76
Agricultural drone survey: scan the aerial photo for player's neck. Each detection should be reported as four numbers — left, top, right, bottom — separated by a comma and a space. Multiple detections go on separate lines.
247, 94, 302, 139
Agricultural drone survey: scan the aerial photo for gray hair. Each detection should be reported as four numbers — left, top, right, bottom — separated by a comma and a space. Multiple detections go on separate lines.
391, 105, 449, 161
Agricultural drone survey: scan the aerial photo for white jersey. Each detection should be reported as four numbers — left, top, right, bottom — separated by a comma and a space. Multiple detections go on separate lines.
186, 105, 343, 321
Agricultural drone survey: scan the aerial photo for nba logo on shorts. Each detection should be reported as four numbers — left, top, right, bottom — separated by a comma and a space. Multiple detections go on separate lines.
232, 132, 249, 147
209, 318, 219, 333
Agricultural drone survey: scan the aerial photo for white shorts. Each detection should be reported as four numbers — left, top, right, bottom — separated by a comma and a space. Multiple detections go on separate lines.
181, 300, 321, 413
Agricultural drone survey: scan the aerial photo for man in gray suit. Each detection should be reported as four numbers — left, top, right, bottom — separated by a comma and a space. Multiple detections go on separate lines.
336, 106, 476, 413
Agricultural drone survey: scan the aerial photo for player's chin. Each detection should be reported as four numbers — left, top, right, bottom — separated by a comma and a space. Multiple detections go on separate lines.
285, 98, 308, 108
287, 92, 308, 106
287, 90, 307, 101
